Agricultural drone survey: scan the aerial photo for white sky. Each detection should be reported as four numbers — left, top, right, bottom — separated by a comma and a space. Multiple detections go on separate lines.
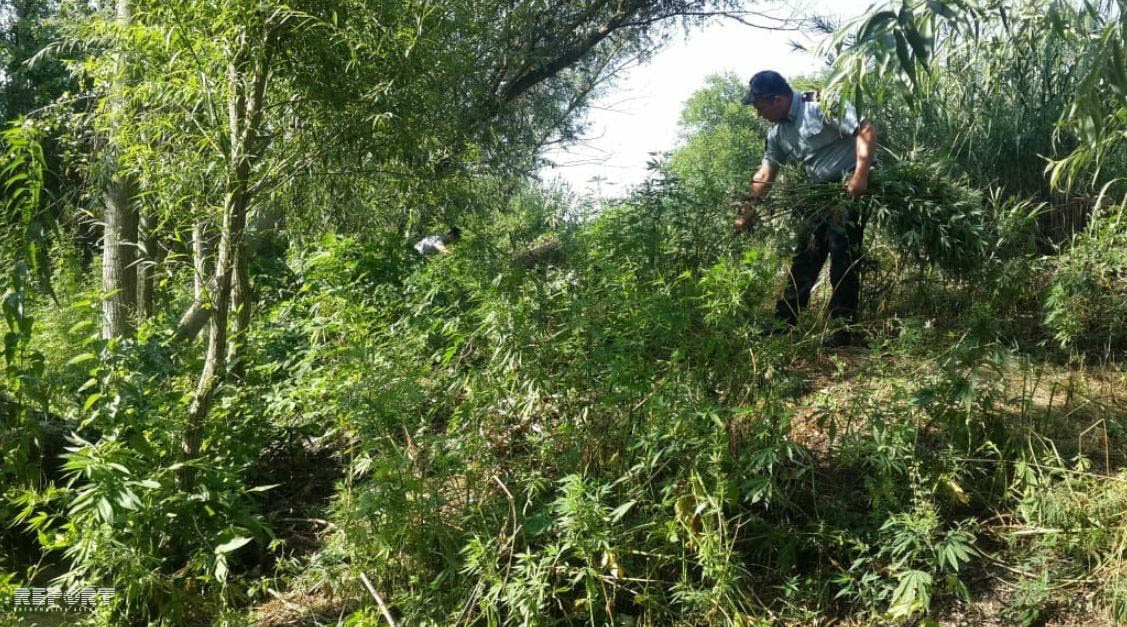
540, 0, 876, 199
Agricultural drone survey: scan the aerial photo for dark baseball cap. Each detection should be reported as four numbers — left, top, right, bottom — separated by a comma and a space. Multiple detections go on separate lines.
742, 70, 791, 105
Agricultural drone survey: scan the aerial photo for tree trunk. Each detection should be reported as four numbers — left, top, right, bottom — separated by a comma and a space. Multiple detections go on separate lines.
192, 220, 209, 301
175, 206, 277, 344
101, 0, 139, 340
102, 174, 138, 339
228, 231, 252, 380
180, 31, 272, 489
180, 186, 244, 489
136, 211, 158, 320
170, 220, 213, 344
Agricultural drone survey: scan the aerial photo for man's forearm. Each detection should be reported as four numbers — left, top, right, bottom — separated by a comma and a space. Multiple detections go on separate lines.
735, 164, 775, 234
854, 120, 876, 175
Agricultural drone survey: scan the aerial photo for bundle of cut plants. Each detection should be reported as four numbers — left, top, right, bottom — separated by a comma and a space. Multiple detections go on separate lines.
760, 156, 992, 276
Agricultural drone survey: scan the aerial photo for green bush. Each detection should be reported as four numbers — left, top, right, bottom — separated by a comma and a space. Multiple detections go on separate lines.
1044, 203, 1127, 350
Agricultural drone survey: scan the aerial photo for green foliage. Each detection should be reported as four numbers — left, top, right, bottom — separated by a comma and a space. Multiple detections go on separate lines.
1001, 448, 1127, 625
4, 160, 1125, 626
2, 1, 1126, 625
1, 0, 78, 121
756, 154, 1042, 279
866, 158, 991, 275
1, 122, 52, 292
1, 124, 51, 489
7, 320, 277, 622
243, 194, 1050, 624
666, 73, 768, 209
1, 262, 48, 485
824, 0, 1127, 196
1044, 202, 1127, 349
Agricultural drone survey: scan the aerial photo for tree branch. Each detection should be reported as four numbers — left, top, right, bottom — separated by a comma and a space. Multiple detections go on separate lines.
501, 7, 632, 102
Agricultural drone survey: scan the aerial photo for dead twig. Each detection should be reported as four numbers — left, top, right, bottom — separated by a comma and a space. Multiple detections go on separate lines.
492, 474, 520, 580
358, 572, 397, 627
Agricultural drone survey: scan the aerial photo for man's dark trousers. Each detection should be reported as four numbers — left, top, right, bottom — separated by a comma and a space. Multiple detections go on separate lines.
774, 207, 865, 325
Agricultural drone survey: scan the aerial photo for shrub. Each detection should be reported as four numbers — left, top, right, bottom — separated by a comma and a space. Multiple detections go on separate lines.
1044, 203, 1127, 350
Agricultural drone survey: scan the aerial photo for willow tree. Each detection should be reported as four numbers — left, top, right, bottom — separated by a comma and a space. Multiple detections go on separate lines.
184, 0, 756, 476
99, 0, 139, 339
56, 0, 784, 488
157, 0, 772, 445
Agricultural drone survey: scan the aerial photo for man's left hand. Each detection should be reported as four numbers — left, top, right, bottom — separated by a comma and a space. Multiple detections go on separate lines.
845, 171, 869, 198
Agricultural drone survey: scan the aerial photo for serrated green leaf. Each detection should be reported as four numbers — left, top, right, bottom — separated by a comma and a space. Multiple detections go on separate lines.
108, 462, 131, 475
116, 488, 140, 510
609, 500, 636, 522
96, 497, 113, 523
889, 569, 932, 618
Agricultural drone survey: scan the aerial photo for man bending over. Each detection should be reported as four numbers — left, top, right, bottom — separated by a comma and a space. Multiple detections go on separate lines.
735, 70, 877, 348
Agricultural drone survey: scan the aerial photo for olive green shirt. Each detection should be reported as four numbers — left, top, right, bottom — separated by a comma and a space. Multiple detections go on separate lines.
762, 90, 864, 183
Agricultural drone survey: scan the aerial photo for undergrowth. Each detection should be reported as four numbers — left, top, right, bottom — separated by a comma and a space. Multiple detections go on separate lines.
233, 186, 1126, 625
3, 77, 1125, 627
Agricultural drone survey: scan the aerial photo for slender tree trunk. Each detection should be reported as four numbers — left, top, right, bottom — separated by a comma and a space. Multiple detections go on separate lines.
171, 220, 213, 344
180, 31, 272, 489
181, 186, 243, 488
101, 0, 139, 339
192, 220, 209, 301
175, 208, 275, 345
174, 293, 211, 344
136, 211, 158, 320
228, 232, 252, 379
102, 175, 138, 338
